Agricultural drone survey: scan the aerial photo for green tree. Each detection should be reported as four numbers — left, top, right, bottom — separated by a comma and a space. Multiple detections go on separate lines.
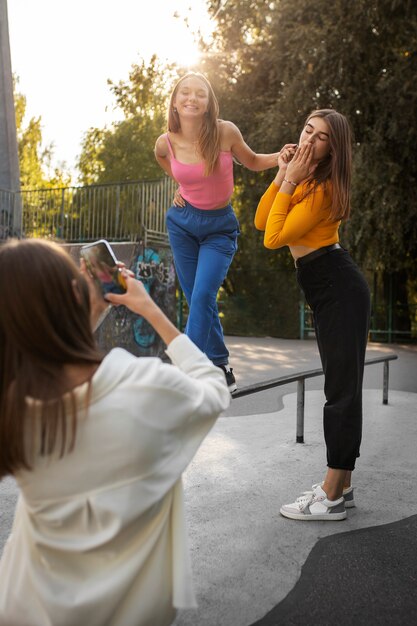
200, 0, 417, 339
14, 78, 70, 189
77, 56, 176, 185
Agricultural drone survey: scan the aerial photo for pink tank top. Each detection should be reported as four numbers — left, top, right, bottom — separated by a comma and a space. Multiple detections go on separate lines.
165, 133, 234, 210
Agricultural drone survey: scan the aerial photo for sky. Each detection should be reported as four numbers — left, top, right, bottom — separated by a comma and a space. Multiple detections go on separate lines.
7, 0, 215, 178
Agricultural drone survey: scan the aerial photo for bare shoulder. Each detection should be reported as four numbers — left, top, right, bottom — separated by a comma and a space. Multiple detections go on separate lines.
155, 133, 169, 157
219, 120, 241, 138
219, 120, 243, 149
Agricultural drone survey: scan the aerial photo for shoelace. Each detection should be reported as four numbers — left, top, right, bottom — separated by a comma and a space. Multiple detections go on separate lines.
295, 492, 313, 503
295, 493, 314, 511
296, 488, 327, 510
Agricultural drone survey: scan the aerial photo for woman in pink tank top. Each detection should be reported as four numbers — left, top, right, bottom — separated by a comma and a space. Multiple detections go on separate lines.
155, 72, 290, 393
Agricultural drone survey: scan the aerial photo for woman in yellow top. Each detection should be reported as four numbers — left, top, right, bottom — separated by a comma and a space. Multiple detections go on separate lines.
255, 109, 371, 521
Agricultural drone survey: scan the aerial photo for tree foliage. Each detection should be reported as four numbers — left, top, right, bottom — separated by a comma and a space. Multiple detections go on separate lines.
14, 78, 70, 189
71, 1, 416, 337
203, 0, 417, 269
77, 56, 177, 185
199, 0, 417, 337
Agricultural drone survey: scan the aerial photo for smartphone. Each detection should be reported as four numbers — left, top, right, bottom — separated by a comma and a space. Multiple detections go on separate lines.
80, 239, 127, 296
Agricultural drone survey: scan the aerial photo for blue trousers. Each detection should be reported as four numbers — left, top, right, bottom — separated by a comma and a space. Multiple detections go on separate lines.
296, 248, 371, 470
166, 202, 239, 365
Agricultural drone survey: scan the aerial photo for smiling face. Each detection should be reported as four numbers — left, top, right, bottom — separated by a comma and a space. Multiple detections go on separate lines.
299, 116, 331, 162
173, 76, 210, 118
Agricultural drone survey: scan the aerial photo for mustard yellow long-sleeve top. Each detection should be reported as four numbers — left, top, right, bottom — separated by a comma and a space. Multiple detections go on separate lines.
254, 181, 340, 250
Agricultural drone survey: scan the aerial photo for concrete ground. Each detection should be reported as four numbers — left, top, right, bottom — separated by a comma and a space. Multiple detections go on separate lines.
1, 337, 416, 625
171, 337, 417, 626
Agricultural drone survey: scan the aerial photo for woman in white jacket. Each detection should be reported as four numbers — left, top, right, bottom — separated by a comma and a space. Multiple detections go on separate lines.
0, 238, 230, 626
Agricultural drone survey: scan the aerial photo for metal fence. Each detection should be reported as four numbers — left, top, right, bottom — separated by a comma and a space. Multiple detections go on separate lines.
0, 177, 176, 244
300, 300, 417, 343
0, 188, 15, 238
2, 181, 415, 343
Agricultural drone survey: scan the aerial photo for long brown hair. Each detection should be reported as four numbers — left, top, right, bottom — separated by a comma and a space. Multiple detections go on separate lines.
304, 109, 353, 221
167, 72, 221, 176
0, 239, 103, 478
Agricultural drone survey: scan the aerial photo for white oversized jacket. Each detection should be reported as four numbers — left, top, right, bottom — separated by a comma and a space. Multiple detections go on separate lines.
0, 335, 230, 626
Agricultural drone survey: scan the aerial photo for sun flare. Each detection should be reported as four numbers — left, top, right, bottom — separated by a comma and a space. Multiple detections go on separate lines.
166, 34, 202, 69
156, 4, 214, 69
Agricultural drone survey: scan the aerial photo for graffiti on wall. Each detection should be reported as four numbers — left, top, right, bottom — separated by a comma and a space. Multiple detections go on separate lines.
95, 242, 176, 359
132, 247, 173, 349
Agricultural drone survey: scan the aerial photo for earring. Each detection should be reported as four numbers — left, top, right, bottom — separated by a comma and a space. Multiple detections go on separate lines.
173, 107, 177, 113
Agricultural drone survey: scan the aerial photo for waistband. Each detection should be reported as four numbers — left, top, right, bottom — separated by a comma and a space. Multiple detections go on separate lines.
181, 201, 233, 217
295, 243, 342, 269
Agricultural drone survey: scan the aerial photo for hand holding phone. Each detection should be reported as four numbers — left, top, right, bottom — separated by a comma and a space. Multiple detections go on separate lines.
104, 268, 181, 346
80, 240, 127, 296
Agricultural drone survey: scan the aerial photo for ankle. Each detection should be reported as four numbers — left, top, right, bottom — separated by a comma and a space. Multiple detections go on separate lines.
321, 483, 343, 502
344, 471, 352, 489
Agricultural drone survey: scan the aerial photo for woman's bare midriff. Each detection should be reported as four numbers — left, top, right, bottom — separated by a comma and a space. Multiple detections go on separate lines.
290, 244, 319, 261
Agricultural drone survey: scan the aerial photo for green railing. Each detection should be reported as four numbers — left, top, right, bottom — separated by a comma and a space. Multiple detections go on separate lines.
1, 177, 176, 244
0, 188, 15, 238
300, 299, 417, 343
3, 182, 415, 343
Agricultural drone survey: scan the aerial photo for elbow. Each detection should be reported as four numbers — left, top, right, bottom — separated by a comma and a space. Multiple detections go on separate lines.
250, 160, 263, 173
263, 236, 279, 250
245, 154, 260, 172
254, 216, 265, 231
208, 380, 231, 416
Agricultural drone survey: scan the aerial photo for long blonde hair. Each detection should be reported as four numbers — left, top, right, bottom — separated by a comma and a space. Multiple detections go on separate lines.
167, 72, 221, 176
304, 109, 353, 221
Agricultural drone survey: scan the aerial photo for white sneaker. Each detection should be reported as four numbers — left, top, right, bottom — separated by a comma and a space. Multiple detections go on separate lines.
280, 485, 347, 521
300, 482, 355, 508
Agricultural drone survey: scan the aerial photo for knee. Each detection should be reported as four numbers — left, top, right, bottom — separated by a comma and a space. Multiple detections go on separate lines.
190, 288, 217, 311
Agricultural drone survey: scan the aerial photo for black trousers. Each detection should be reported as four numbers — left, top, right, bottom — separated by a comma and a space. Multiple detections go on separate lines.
296, 248, 371, 470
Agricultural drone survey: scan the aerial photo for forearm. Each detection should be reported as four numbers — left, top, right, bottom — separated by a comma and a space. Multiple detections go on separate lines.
155, 154, 174, 179
248, 152, 280, 171
263, 194, 292, 249
105, 278, 181, 346
166, 336, 231, 416
134, 303, 180, 346
264, 185, 326, 249
254, 181, 279, 230
273, 168, 288, 189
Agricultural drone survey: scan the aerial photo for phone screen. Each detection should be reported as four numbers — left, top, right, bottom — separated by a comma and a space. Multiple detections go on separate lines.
80, 240, 127, 295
